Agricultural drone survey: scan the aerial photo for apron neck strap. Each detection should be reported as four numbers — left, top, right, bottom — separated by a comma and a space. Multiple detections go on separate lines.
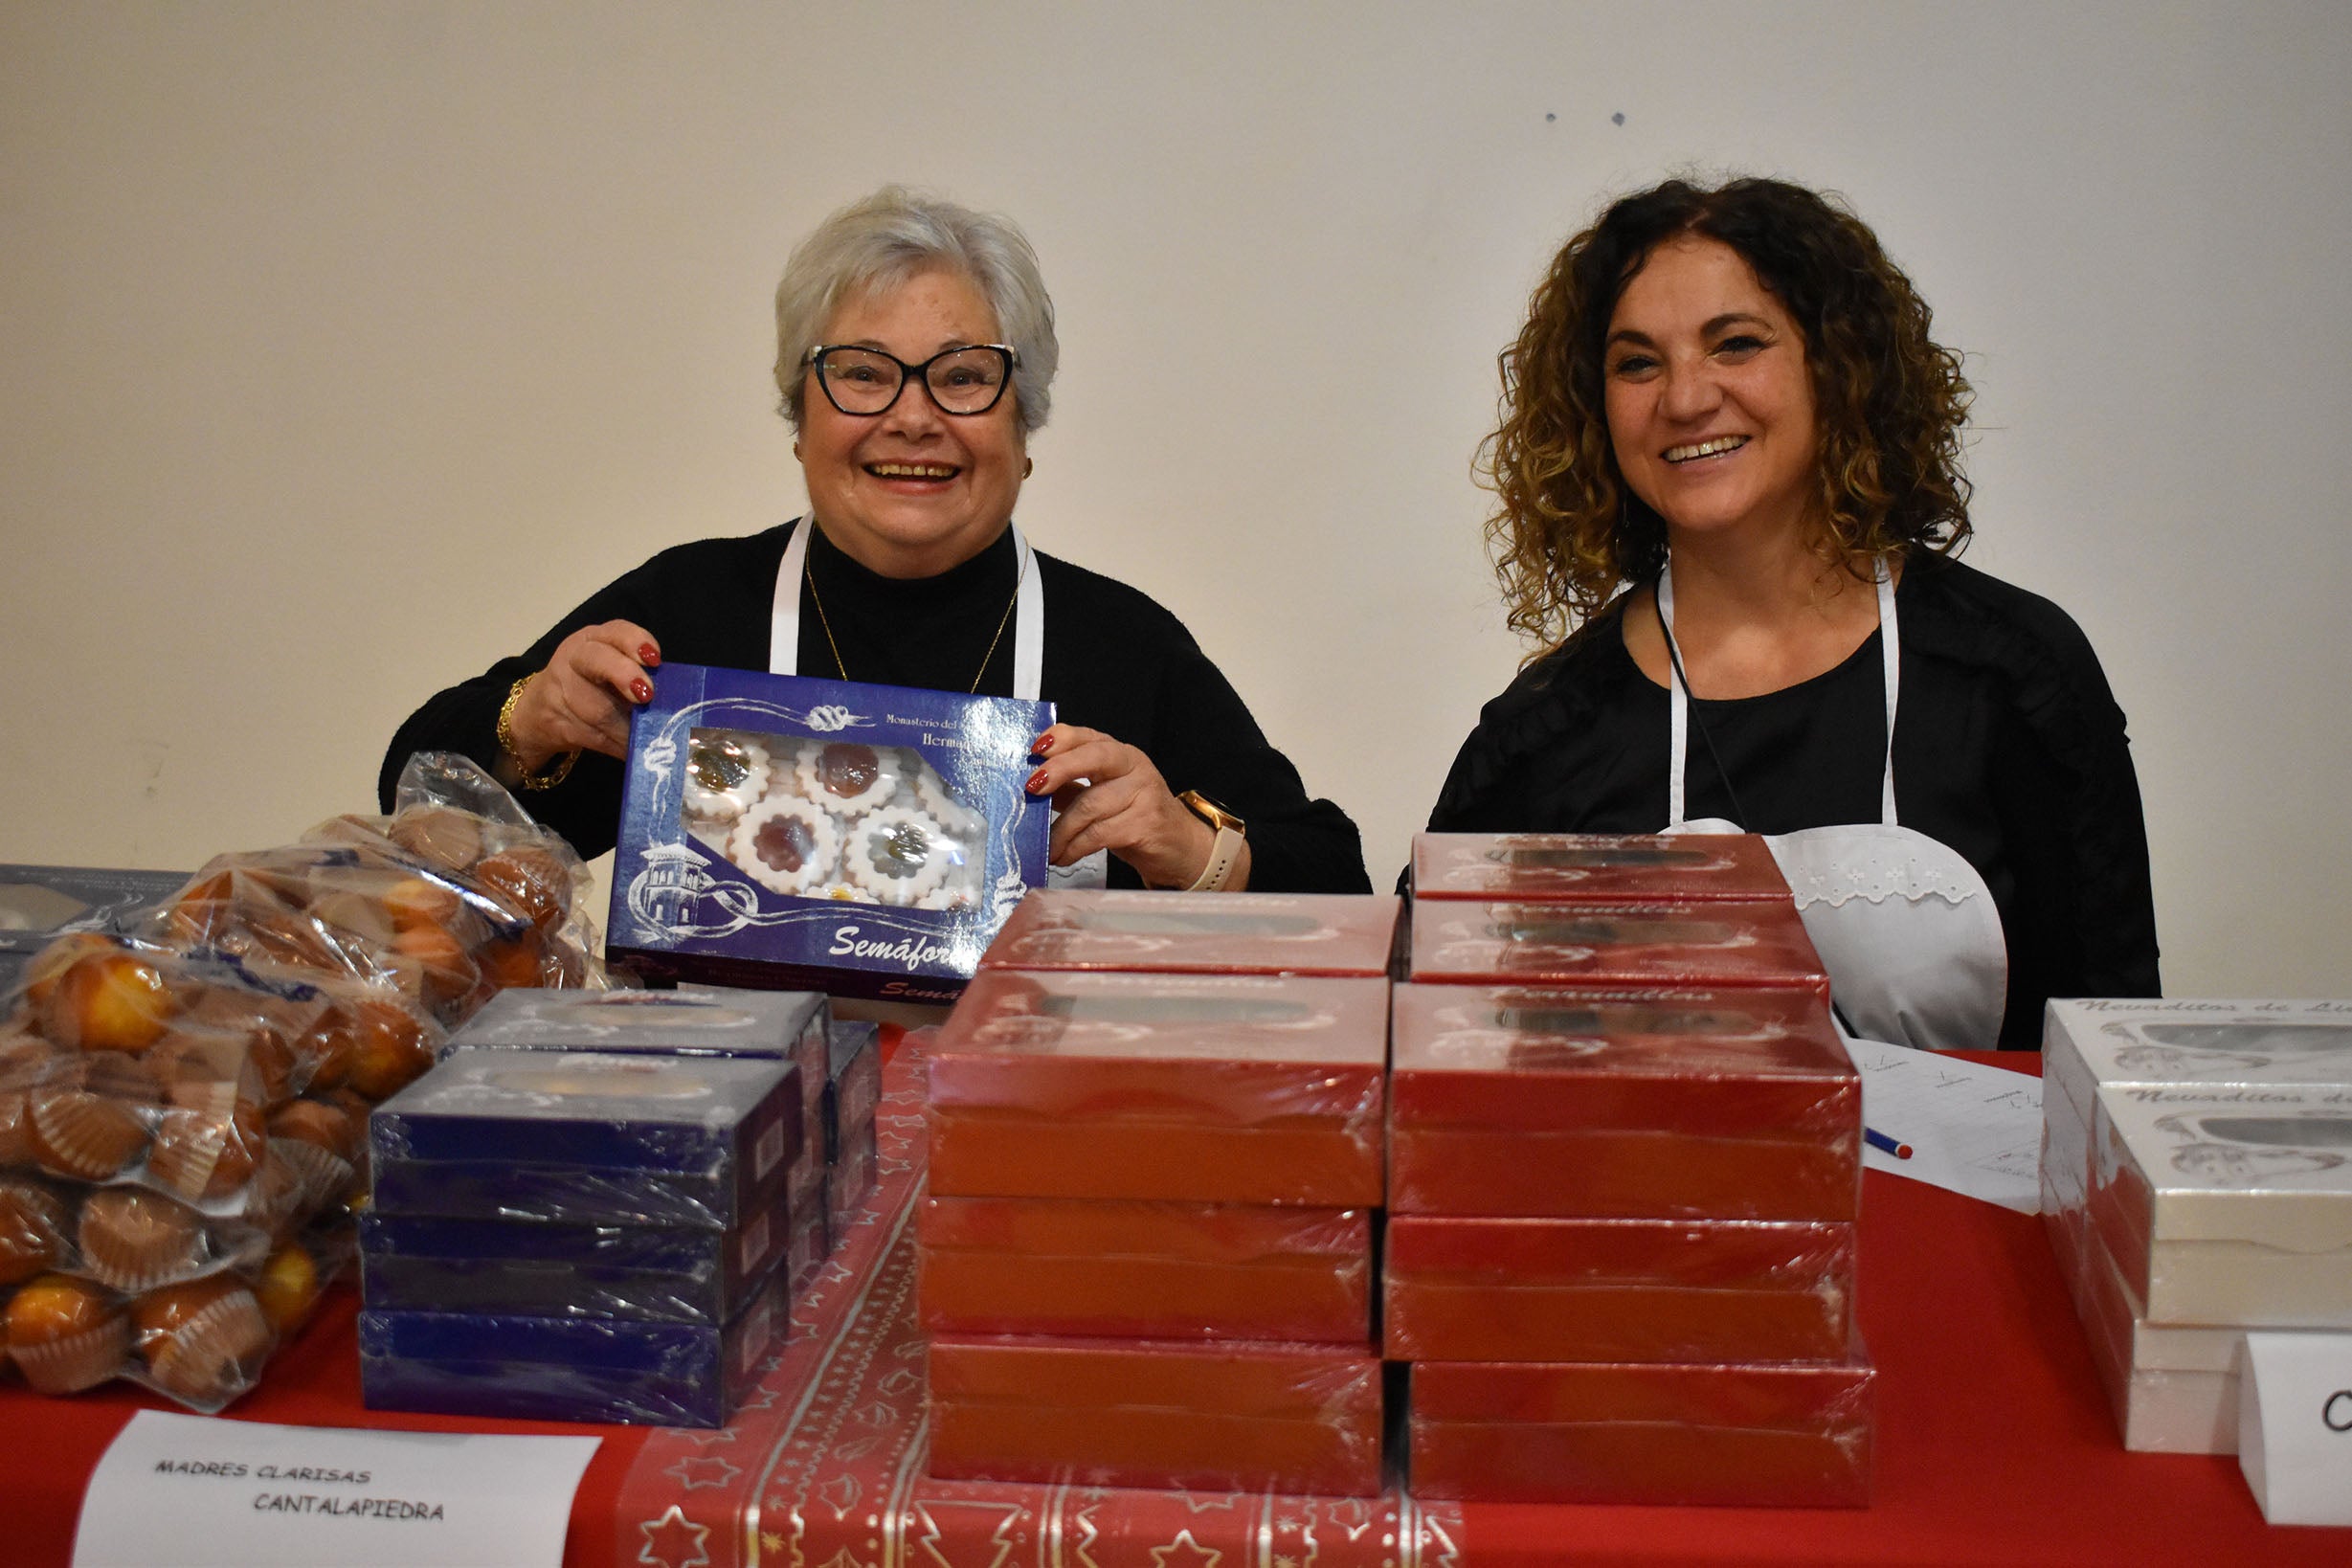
770, 519, 1045, 702
1660, 555, 1901, 828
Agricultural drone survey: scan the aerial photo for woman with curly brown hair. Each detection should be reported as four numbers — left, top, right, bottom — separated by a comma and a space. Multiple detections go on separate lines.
1426, 176, 2159, 1051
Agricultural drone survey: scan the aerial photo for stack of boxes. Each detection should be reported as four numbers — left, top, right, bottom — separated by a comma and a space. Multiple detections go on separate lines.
820, 1018, 882, 1271
918, 890, 1399, 1494
1391, 832, 1874, 1507
2041, 998, 2352, 1452
356, 987, 827, 1426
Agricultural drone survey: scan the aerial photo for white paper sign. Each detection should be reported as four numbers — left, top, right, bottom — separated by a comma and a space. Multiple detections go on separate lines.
2236, 1332, 2352, 1527
1842, 1036, 2043, 1213
72, 1411, 600, 1568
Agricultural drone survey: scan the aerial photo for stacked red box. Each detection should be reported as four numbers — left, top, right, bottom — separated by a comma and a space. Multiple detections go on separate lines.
979, 888, 1401, 977
1394, 832, 1873, 1507
1412, 831, 1794, 905
922, 925, 1393, 1496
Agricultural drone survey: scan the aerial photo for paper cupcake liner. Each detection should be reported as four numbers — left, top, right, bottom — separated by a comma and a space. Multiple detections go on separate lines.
11, 1313, 129, 1395
29, 1090, 151, 1180
272, 1139, 356, 1217
78, 1209, 207, 1294
0, 1092, 35, 1168
146, 1289, 272, 1410
244, 1146, 313, 1238
142, 1113, 242, 1204
0, 1182, 70, 1286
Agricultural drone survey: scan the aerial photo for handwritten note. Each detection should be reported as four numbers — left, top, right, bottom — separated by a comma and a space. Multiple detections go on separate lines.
72, 1411, 598, 1568
1842, 1037, 2043, 1213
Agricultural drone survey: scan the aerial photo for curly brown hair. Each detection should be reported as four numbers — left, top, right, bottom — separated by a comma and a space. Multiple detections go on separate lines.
1478, 176, 1974, 649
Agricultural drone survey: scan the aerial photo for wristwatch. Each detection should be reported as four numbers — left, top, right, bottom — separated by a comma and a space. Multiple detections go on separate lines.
1176, 791, 1246, 893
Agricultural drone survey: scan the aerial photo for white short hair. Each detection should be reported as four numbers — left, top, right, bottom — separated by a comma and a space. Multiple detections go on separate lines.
773, 187, 1059, 435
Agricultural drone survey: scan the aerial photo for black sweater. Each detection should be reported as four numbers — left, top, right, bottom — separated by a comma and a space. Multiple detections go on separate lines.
1424, 552, 2160, 1048
382, 520, 1370, 894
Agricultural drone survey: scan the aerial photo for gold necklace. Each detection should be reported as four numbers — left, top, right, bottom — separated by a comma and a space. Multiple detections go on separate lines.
805, 549, 1024, 695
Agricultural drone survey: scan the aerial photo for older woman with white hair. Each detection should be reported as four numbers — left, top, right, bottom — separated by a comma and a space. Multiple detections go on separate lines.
382, 187, 1368, 893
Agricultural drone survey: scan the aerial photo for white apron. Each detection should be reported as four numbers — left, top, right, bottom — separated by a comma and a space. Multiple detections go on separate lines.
770, 520, 1107, 888
1657, 560, 2007, 1052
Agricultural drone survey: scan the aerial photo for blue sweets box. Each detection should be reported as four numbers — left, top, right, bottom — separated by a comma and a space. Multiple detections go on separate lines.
358, 1264, 789, 1427
0, 863, 192, 958
607, 663, 1054, 1004
443, 983, 830, 1063
826, 1114, 879, 1238
358, 1199, 789, 1325
823, 1019, 883, 1165
369, 1049, 800, 1230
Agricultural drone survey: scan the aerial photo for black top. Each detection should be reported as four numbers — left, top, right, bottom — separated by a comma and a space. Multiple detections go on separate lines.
1424, 552, 2161, 1049
381, 521, 1370, 894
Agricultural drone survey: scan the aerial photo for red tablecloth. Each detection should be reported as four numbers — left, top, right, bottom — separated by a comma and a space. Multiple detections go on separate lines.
3, 1047, 2343, 1566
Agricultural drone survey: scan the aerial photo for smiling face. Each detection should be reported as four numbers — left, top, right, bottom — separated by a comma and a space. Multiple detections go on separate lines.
797, 266, 1026, 578
1602, 235, 1820, 550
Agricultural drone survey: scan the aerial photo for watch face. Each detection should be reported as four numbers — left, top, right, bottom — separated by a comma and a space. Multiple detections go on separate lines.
1179, 792, 1244, 834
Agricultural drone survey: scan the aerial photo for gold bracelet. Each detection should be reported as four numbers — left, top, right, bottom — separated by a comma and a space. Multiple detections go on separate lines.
497, 673, 578, 792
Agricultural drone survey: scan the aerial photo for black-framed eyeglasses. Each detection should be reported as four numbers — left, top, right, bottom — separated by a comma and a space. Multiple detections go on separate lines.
804, 344, 1019, 416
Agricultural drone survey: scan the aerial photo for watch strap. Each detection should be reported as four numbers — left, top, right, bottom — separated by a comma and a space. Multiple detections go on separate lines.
1184, 824, 1246, 893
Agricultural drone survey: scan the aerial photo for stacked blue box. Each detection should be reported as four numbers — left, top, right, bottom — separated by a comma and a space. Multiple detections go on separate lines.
441, 984, 830, 1062
359, 1267, 789, 1426
359, 1048, 799, 1425
359, 1210, 789, 1324
824, 1020, 883, 1250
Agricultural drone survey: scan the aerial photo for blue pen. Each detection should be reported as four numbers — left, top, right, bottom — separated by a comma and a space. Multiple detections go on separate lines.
1865, 1127, 1913, 1160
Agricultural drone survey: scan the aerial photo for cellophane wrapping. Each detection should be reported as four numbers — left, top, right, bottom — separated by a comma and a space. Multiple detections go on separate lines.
918, 1195, 1373, 1343
1382, 1214, 1853, 1363
823, 1019, 882, 1165
926, 1333, 1385, 1495
447, 984, 824, 1062
1387, 982, 1859, 1221
1407, 1350, 1874, 1508
1407, 899, 1828, 995
359, 1264, 788, 1427
368, 1049, 801, 1231
978, 889, 1402, 976
151, 753, 606, 1027
1, 940, 398, 1409
925, 971, 1388, 1205
358, 1206, 788, 1327
1410, 831, 1792, 905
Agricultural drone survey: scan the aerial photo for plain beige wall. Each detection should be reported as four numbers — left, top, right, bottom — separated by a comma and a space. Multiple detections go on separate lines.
3, 3, 2346, 997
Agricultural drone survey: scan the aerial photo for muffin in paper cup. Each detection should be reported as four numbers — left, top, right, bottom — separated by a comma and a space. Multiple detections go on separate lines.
135, 1274, 273, 1409
0, 1175, 71, 1286
0, 1028, 64, 1166
28, 1085, 153, 1182
76, 1187, 208, 1294
7, 1272, 129, 1395
143, 1091, 267, 1206
242, 1144, 312, 1239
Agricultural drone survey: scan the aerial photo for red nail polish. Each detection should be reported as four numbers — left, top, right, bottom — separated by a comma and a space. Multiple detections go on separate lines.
631, 679, 652, 703
1025, 769, 1049, 794
639, 643, 661, 667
